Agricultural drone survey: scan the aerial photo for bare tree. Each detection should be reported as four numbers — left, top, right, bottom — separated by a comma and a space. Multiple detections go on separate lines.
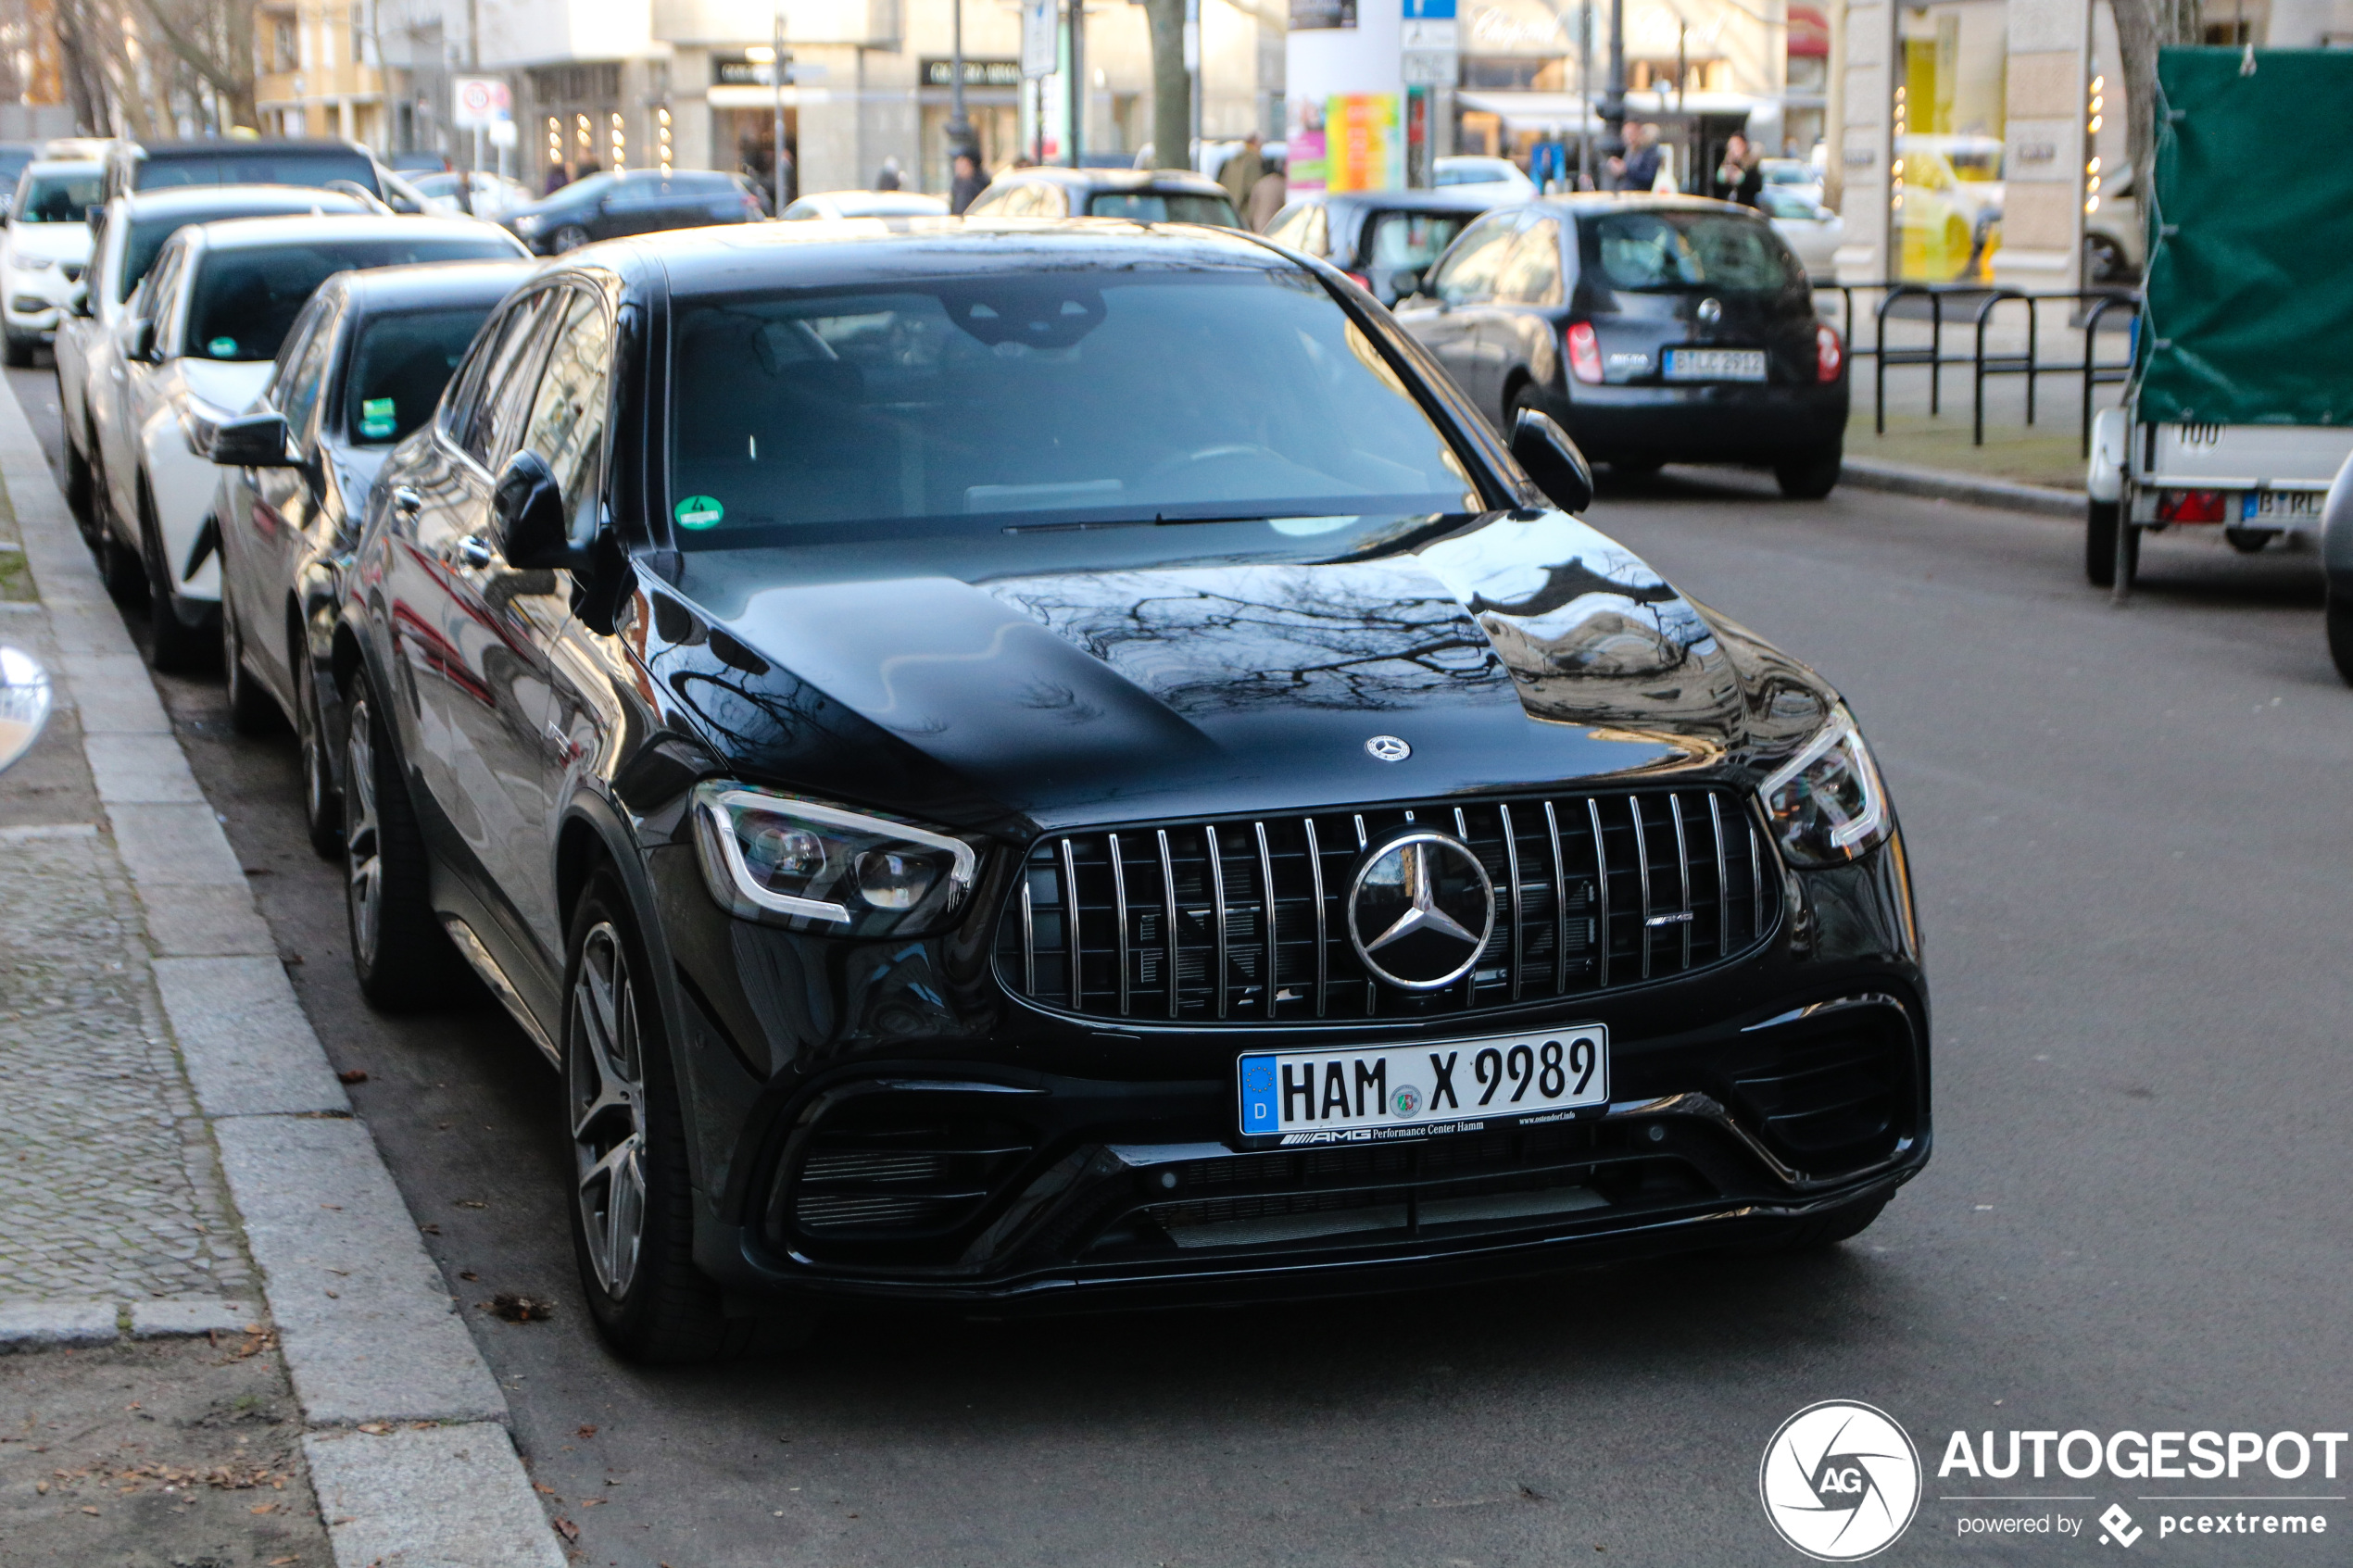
2110, 0, 2201, 176
1142, 0, 1189, 171
133, 0, 255, 128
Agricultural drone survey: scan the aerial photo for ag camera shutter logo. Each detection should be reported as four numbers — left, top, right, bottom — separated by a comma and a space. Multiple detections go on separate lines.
1759, 1400, 1922, 1561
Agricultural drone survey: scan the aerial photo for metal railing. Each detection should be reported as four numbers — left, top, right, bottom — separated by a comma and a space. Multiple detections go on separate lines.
1813, 282, 2140, 457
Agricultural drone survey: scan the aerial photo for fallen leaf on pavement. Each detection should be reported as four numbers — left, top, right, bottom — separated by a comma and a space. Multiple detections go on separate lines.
581, 1498, 605, 1507
80, 1506, 98, 1515
454, 1199, 488, 1210
488, 1293, 554, 1323
250, 1502, 277, 1514
358, 1424, 388, 1435
418, 1223, 440, 1235
533, 1482, 557, 1496
576, 1424, 597, 1438
459, 1271, 478, 1281
271, 1557, 298, 1564
336, 1069, 369, 1085
553, 1517, 580, 1542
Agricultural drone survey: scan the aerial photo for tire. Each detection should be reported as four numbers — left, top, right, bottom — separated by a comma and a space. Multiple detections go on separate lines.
2223, 526, 2277, 555
550, 224, 593, 254
2084, 498, 2138, 588
89, 457, 145, 604
64, 425, 95, 539
1774, 445, 1843, 500
137, 487, 208, 672
4, 332, 32, 369
220, 594, 281, 736
2327, 580, 2353, 687
565, 869, 754, 1364
296, 655, 343, 859
342, 674, 464, 1008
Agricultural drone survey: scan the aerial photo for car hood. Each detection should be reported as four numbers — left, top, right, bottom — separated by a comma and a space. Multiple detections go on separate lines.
178, 358, 273, 416
639, 510, 1835, 834
6, 223, 92, 263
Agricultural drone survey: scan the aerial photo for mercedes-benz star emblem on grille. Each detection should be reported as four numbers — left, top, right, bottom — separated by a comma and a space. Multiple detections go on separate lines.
1365, 734, 1411, 762
1696, 296, 1722, 323
1346, 832, 1495, 990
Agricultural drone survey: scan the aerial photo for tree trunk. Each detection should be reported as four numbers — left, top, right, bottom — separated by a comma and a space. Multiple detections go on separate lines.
2110, 0, 2201, 179
1143, 0, 1191, 170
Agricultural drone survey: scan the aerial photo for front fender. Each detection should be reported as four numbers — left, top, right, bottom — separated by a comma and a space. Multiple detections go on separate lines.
2087, 408, 2129, 501
2321, 452, 2353, 587
139, 402, 224, 600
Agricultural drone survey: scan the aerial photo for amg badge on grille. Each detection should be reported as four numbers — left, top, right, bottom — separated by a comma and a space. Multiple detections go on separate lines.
1346, 832, 1495, 990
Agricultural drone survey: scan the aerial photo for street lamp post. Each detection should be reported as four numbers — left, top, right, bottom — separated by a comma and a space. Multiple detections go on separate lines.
772, 9, 789, 213
1066, 0, 1086, 169
1601, 0, 1627, 178
947, 0, 975, 165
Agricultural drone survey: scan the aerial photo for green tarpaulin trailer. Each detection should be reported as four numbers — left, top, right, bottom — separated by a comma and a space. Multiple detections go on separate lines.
2084, 47, 2353, 593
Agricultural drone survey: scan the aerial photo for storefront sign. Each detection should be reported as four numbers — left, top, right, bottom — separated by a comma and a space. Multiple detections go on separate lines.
921, 58, 1024, 88
1465, 0, 1567, 54
1326, 94, 1404, 191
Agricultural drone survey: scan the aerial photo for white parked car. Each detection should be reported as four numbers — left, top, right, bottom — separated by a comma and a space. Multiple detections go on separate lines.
407, 169, 534, 219
57, 184, 378, 602
2, 159, 102, 364
1760, 186, 1844, 280
781, 189, 950, 220
88, 212, 525, 668
1434, 156, 1537, 195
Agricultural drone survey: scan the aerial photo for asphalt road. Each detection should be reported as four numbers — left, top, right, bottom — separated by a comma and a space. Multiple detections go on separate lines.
14, 358, 2349, 1568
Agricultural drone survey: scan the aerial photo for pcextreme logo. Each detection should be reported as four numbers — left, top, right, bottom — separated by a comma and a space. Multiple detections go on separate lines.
1759, 1400, 1924, 1561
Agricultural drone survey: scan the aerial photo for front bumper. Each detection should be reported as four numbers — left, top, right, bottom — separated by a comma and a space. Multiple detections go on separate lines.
692, 983, 1930, 1312
1540, 379, 1849, 466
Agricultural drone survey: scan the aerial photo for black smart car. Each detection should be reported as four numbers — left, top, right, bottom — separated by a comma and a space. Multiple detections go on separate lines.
332, 218, 1926, 1361
203, 258, 534, 854
1397, 194, 1849, 498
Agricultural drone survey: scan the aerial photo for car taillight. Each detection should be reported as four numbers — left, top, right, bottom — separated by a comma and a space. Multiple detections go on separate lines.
1816, 322, 1844, 383
2158, 489, 2227, 523
1343, 270, 1371, 291
1566, 320, 1603, 384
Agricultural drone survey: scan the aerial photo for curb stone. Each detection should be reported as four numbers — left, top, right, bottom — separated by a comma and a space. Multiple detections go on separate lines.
0, 380, 563, 1567
1840, 454, 2086, 518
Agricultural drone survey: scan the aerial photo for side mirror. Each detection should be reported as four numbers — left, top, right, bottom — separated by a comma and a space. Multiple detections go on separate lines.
68, 285, 91, 318
1390, 268, 1419, 298
85, 203, 103, 231
206, 410, 296, 467
129, 317, 158, 363
489, 448, 575, 569
0, 645, 53, 775
1510, 406, 1595, 514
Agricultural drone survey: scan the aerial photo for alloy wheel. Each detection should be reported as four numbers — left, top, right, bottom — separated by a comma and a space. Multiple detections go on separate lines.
343, 699, 383, 962
570, 921, 647, 1298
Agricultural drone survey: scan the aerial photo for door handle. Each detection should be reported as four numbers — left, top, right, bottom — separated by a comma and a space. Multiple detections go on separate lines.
391, 485, 422, 517
456, 536, 493, 569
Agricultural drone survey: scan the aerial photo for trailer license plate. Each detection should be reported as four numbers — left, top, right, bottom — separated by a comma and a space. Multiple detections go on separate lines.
1665, 348, 1767, 382
1238, 1027, 1609, 1143
2242, 491, 2321, 521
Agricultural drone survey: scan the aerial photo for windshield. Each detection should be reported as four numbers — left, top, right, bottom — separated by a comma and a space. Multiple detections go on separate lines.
121, 202, 356, 300
185, 237, 519, 361
544, 172, 619, 208
666, 269, 1478, 545
18, 171, 100, 222
343, 304, 497, 445
1083, 191, 1239, 225
134, 151, 380, 194
1584, 210, 1799, 294
1366, 211, 1468, 272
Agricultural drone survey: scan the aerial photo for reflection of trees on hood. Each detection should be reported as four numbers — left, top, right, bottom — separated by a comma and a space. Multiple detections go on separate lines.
991, 565, 1503, 716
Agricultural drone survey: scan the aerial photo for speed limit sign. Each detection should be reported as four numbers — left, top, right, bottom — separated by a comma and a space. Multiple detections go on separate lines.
452, 75, 510, 129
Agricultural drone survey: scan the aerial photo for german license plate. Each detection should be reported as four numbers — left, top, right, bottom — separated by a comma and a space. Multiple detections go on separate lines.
1238, 1026, 1609, 1144
1665, 347, 1767, 382
2241, 490, 2322, 521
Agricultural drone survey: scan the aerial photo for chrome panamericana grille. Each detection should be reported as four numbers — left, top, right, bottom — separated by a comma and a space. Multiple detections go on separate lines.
994, 791, 1778, 1023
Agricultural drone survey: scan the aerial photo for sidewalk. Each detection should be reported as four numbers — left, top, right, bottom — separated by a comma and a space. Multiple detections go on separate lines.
0, 381, 560, 1566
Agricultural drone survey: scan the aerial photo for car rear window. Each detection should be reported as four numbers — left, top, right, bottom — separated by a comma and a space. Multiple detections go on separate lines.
185, 237, 522, 361
133, 151, 380, 195
342, 304, 498, 445
1365, 211, 1469, 273
665, 268, 1478, 542
18, 171, 101, 223
1084, 191, 1239, 226
1583, 210, 1798, 294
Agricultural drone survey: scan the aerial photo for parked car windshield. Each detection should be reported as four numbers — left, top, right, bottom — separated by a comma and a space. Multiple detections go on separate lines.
666, 267, 1478, 544
134, 151, 379, 194
17, 170, 100, 222
1584, 210, 1798, 293
343, 305, 499, 445
185, 237, 520, 361
120, 199, 364, 301
1083, 191, 1239, 225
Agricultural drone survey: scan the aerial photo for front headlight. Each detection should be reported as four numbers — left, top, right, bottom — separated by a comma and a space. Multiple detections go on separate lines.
690, 784, 982, 935
19, 256, 52, 271
1758, 706, 1893, 867
511, 213, 544, 234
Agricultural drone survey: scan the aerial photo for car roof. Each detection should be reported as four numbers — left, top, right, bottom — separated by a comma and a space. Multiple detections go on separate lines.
996, 167, 1228, 196
1527, 192, 1766, 220
22, 159, 101, 176
1304, 188, 1508, 215
333, 257, 536, 314
186, 213, 522, 251
122, 138, 368, 160
622, 216, 1293, 296
118, 183, 373, 219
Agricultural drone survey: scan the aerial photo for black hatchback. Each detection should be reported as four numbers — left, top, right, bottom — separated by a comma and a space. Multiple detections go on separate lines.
1397, 195, 1848, 497
502, 169, 766, 254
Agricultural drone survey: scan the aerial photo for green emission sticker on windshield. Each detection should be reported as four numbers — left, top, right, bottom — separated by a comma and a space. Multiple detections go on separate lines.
673, 495, 724, 530
359, 396, 396, 439
207, 336, 237, 358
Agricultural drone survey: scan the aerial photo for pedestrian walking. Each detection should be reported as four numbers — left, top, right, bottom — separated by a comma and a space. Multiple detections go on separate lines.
1713, 133, 1762, 207
949, 150, 987, 214
543, 161, 571, 195
876, 156, 903, 191
1218, 133, 1266, 210
1607, 123, 1662, 193
1247, 153, 1287, 231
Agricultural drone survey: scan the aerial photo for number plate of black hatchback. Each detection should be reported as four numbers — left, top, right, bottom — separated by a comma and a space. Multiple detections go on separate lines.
1238, 1027, 1609, 1143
